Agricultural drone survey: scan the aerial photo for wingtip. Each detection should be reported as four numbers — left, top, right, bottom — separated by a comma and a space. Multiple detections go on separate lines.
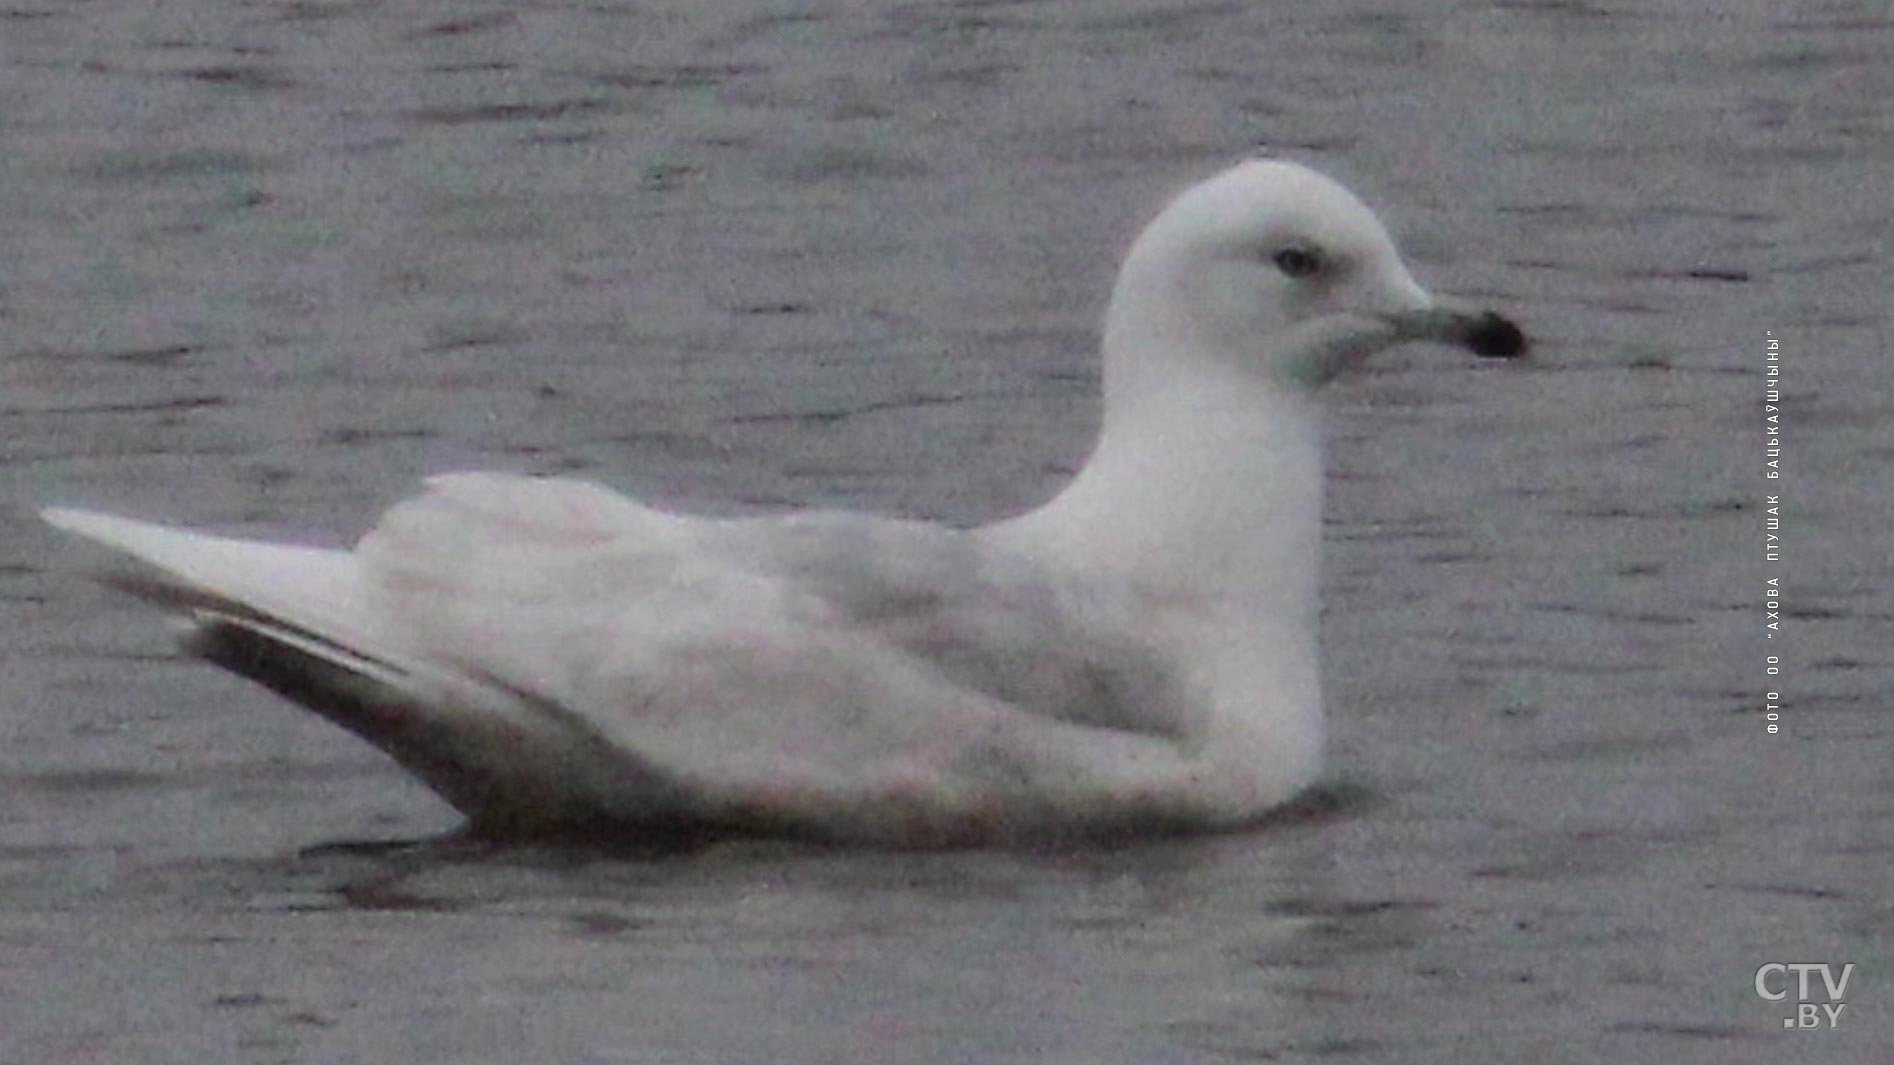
41, 505, 114, 540
40, 504, 81, 529
40, 506, 172, 551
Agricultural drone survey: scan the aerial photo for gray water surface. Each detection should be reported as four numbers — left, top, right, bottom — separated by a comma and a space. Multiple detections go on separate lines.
3, 2, 1890, 1062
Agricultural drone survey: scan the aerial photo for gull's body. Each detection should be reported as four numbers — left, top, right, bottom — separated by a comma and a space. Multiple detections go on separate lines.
43, 160, 1524, 846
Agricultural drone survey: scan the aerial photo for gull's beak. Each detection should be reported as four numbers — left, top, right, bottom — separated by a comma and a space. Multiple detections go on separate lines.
1286, 286, 1529, 386
1381, 295, 1528, 359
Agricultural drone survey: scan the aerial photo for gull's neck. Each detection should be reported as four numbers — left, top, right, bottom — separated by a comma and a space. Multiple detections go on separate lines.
991, 331, 1326, 616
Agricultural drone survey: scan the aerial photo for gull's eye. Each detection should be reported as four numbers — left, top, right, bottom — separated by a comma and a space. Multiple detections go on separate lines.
1272, 244, 1324, 279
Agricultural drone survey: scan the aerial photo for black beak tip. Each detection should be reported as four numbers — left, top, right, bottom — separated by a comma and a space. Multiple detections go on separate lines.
1467, 311, 1528, 359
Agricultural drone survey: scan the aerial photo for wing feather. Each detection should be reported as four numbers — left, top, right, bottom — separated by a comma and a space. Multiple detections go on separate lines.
357, 475, 1195, 746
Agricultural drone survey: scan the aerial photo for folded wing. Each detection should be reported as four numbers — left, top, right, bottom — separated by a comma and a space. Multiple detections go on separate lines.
47, 473, 1204, 840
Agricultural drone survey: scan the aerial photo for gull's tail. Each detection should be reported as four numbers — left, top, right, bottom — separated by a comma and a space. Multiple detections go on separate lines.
39, 507, 624, 833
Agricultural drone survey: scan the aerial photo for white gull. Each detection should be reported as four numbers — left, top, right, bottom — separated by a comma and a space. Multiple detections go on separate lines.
42, 159, 1525, 846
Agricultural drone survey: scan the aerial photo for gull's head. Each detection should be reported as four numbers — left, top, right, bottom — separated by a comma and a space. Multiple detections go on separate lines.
1105, 159, 1525, 392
